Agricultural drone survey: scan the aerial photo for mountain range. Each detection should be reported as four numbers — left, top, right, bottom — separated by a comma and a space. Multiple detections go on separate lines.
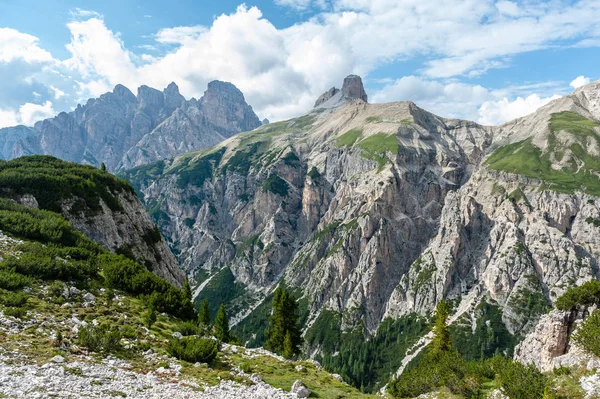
0, 81, 262, 171
1, 73, 600, 395
122, 75, 600, 389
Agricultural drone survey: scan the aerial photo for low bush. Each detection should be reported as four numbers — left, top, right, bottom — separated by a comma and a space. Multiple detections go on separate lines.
77, 325, 122, 353
166, 336, 218, 363
3, 306, 26, 318
0, 290, 29, 307
498, 361, 547, 399
175, 321, 201, 336
0, 270, 31, 291
572, 309, 600, 357
101, 254, 194, 320
555, 280, 600, 310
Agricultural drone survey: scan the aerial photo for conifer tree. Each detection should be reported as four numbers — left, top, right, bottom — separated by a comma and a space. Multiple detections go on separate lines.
214, 304, 230, 342
283, 330, 294, 359
430, 299, 451, 358
265, 287, 302, 357
100, 162, 107, 172
198, 299, 211, 327
183, 277, 192, 303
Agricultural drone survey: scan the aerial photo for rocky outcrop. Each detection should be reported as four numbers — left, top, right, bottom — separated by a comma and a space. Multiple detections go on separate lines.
314, 75, 368, 109
0, 81, 262, 172
60, 190, 184, 286
514, 308, 600, 372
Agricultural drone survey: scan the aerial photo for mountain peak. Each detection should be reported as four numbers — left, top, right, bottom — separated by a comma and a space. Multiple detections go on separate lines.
314, 74, 368, 108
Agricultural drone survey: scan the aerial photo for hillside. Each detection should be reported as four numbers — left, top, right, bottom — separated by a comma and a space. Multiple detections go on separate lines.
124, 76, 600, 393
0, 156, 184, 285
0, 160, 370, 399
0, 81, 262, 172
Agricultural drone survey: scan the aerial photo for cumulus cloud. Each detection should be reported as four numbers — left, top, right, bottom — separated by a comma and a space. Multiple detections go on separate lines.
0, 28, 53, 63
478, 94, 561, 126
371, 75, 563, 125
2, 1, 600, 125
570, 75, 591, 89
0, 101, 55, 128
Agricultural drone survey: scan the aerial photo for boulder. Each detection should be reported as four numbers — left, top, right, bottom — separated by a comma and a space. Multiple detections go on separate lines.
291, 380, 310, 398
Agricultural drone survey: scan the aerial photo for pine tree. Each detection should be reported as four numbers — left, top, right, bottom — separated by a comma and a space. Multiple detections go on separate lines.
100, 162, 106, 172
144, 306, 157, 329
265, 287, 286, 353
183, 277, 192, 303
214, 304, 230, 342
430, 300, 451, 358
283, 330, 294, 359
198, 299, 211, 327
264, 287, 302, 357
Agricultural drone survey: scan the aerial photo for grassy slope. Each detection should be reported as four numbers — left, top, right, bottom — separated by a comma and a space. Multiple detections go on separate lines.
486, 112, 600, 195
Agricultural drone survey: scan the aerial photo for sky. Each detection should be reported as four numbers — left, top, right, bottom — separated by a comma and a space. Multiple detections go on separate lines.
0, 0, 599, 129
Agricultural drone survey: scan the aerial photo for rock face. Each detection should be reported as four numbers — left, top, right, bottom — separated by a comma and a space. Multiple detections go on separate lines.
126, 77, 600, 365
0, 81, 262, 172
61, 189, 184, 286
314, 75, 367, 108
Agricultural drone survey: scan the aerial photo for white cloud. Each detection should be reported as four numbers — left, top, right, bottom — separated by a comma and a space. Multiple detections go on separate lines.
274, 0, 313, 10
478, 94, 561, 125
0, 101, 55, 128
2, 1, 600, 125
570, 75, 591, 89
49, 85, 65, 99
0, 108, 19, 128
155, 26, 207, 44
69, 8, 103, 19
0, 28, 54, 63
371, 75, 563, 125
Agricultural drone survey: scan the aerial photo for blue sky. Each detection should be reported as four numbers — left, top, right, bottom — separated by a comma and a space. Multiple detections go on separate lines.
0, 0, 599, 128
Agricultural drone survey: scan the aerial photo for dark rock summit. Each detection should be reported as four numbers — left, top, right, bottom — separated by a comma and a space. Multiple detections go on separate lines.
0, 81, 262, 171
314, 75, 368, 108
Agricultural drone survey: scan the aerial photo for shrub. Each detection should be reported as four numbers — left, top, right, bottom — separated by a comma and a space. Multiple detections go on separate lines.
101, 254, 195, 320
0, 270, 31, 291
77, 325, 122, 353
262, 174, 290, 196
120, 325, 137, 339
175, 321, 201, 336
3, 306, 26, 318
555, 280, 600, 310
0, 290, 29, 307
48, 281, 65, 298
166, 336, 218, 363
498, 361, 547, 399
572, 309, 600, 357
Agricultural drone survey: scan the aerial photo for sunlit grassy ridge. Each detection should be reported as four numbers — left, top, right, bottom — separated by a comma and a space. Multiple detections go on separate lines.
486, 112, 600, 195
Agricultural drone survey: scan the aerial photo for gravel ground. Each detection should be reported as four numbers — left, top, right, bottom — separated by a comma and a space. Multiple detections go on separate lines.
0, 356, 297, 399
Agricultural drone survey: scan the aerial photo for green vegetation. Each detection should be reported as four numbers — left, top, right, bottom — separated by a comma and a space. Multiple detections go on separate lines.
486, 112, 600, 195
264, 287, 302, 359
214, 304, 231, 342
77, 325, 122, 353
450, 299, 516, 360
358, 133, 399, 170
198, 299, 211, 328
171, 147, 225, 188
262, 174, 290, 196
195, 267, 246, 319
336, 129, 362, 148
305, 310, 428, 392
572, 309, 600, 357
167, 336, 218, 363
0, 155, 133, 213
308, 166, 321, 180
555, 280, 600, 310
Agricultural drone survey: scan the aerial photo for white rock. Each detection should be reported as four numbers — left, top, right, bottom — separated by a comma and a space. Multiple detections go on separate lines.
294, 365, 306, 372
50, 355, 65, 364
82, 293, 95, 302
172, 332, 184, 339
291, 380, 310, 398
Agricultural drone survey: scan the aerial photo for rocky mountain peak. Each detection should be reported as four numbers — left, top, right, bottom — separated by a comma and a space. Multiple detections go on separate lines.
341, 74, 368, 103
163, 82, 185, 110
112, 84, 136, 102
314, 74, 368, 109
